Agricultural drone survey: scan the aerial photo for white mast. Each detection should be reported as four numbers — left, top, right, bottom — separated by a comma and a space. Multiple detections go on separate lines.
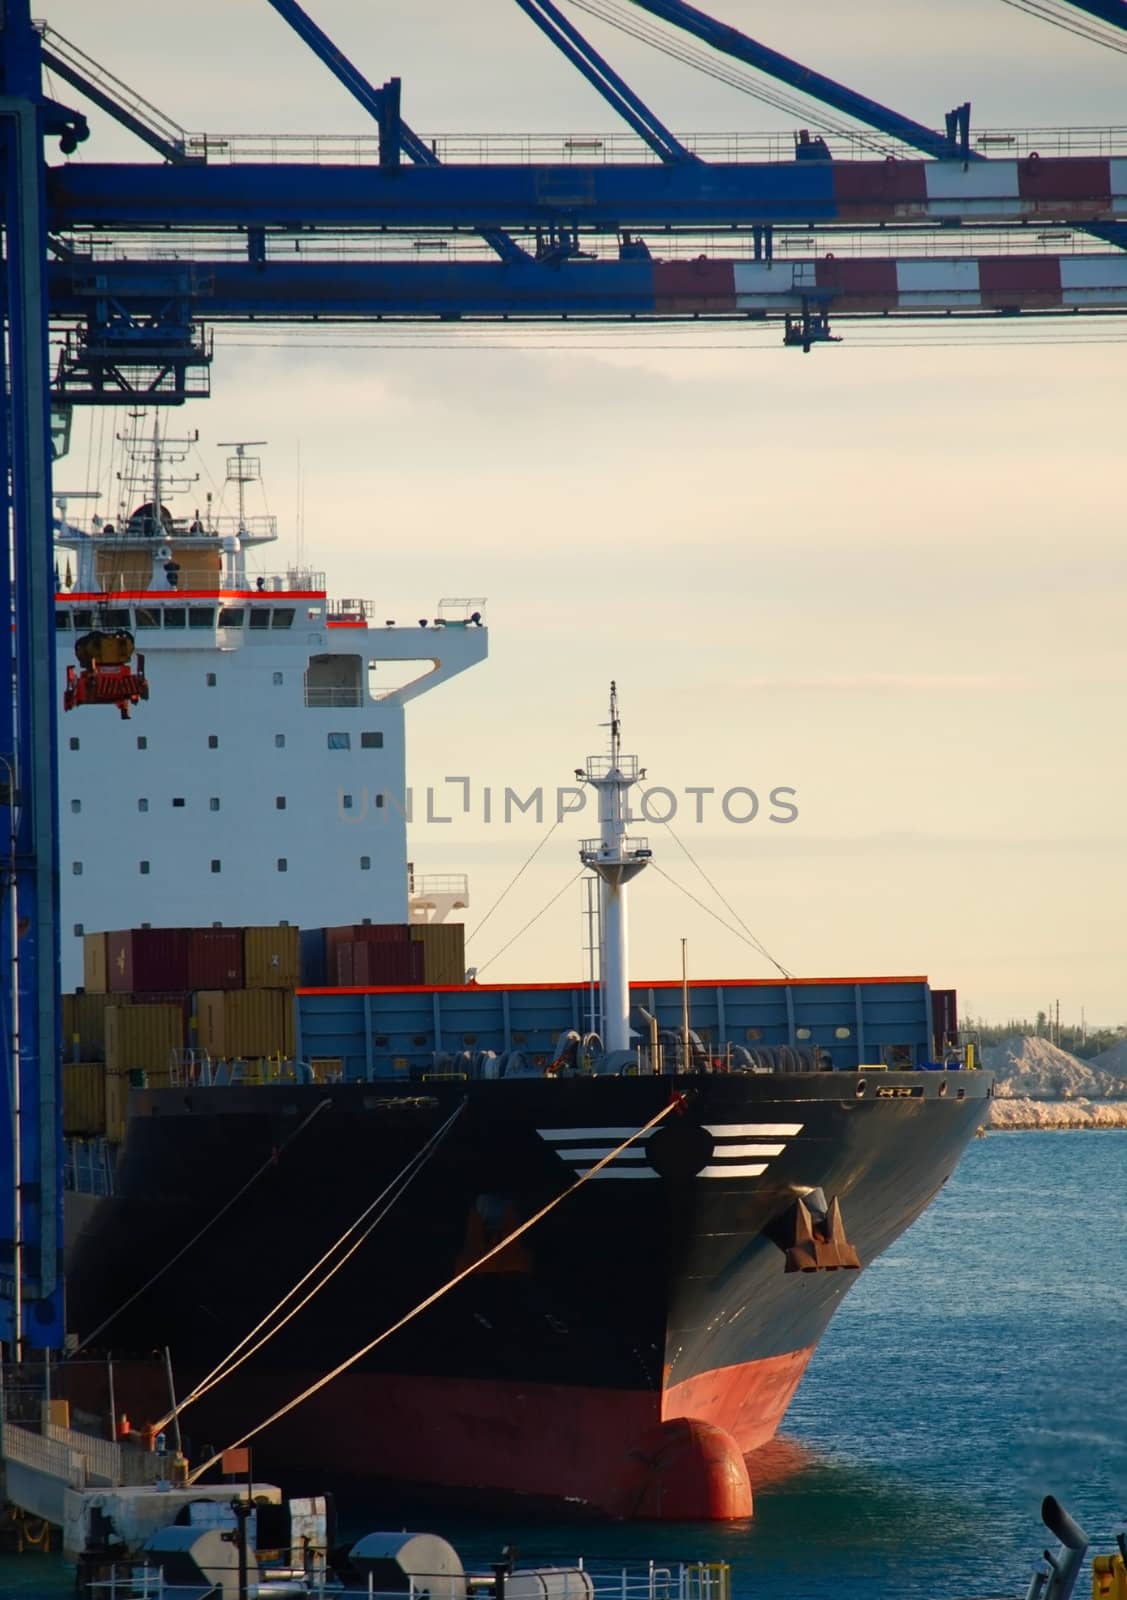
217, 440, 267, 587
579, 683, 652, 1054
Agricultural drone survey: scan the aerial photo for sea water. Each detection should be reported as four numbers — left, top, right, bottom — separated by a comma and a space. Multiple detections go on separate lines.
4, 1129, 1125, 1599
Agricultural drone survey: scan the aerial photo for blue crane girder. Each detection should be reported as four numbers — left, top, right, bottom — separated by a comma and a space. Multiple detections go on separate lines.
621, 0, 982, 160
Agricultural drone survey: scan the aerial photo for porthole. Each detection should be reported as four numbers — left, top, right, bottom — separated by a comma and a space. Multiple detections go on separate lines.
855, 1079, 867, 1098
834, 1025, 852, 1040
795, 1026, 812, 1041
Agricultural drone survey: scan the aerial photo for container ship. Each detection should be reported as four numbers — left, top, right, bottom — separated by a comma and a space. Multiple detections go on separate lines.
56, 424, 992, 1521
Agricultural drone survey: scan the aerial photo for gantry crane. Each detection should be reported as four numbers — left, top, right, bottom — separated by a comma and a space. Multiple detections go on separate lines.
1, 0, 1124, 1353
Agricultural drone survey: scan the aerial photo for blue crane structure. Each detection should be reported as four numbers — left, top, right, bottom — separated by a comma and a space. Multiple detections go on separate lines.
0, 0, 1124, 1355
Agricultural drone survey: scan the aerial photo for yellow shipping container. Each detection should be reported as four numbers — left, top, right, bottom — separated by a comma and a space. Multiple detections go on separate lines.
105, 1068, 130, 1143
83, 933, 108, 994
195, 989, 289, 1059
244, 926, 300, 990
104, 1004, 184, 1075
409, 923, 467, 986
62, 992, 116, 1063
62, 1063, 106, 1137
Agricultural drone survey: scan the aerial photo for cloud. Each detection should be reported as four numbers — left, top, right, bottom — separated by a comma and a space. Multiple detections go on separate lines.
741, 673, 1015, 691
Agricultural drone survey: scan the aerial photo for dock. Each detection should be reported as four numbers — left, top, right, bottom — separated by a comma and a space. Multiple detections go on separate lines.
1, 1414, 279, 1560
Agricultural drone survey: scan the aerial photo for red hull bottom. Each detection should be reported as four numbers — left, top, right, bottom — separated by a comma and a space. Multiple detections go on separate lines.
99, 1348, 815, 1520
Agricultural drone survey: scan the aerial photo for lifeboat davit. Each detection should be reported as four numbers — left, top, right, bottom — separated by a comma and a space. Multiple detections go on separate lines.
64, 629, 149, 720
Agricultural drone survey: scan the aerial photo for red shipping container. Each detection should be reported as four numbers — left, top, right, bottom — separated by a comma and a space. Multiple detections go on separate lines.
323, 923, 410, 969
187, 928, 245, 991
334, 939, 423, 987
106, 929, 191, 994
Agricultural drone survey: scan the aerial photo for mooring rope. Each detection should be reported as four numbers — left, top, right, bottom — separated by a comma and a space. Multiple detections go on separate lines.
73, 1097, 333, 1355
189, 1096, 681, 1481
155, 1098, 467, 1430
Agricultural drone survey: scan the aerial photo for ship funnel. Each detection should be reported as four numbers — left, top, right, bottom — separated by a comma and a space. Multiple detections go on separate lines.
578, 683, 652, 1055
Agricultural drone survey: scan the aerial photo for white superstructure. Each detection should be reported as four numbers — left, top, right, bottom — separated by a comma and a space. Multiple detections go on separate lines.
54, 427, 487, 988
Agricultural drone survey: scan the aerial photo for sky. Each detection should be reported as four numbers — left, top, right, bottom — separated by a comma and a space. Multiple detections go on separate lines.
42, 0, 1127, 1024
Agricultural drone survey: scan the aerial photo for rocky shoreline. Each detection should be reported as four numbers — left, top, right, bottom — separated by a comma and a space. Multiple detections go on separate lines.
986, 1097, 1127, 1130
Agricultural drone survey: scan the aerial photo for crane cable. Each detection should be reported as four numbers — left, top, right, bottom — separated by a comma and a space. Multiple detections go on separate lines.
152, 1097, 467, 1432
564, 0, 899, 152
188, 1096, 682, 1482
996, 0, 1127, 55
71, 1098, 333, 1355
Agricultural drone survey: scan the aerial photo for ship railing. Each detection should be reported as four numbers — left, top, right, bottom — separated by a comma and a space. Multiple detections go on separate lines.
410, 872, 470, 898
177, 125, 1127, 166
65, 1136, 116, 1196
327, 596, 374, 619
304, 686, 365, 707
85, 1566, 168, 1600
72, 513, 279, 542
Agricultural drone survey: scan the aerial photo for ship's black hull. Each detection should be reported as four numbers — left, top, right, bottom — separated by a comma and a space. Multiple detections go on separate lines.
64, 1070, 991, 1517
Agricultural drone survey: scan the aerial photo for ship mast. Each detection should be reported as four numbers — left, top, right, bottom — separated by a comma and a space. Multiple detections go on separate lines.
579, 684, 652, 1055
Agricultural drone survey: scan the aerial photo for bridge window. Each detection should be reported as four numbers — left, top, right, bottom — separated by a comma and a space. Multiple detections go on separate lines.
55, 610, 71, 629
249, 610, 270, 630
163, 608, 186, 628
271, 608, 295, 629
103, 609, 130, 628
218, 607, 245, 627
135, 607, 161, 628
189, 607, 215, 629
73, 610, 94, 628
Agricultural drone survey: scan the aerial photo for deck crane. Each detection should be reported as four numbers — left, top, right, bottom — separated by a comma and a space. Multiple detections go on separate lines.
1, 0, 1126, 1356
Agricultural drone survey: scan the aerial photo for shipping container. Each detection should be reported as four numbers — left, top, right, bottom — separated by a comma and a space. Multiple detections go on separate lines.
106, 929, 191, 994
104, 1003, 184, 1074
324, 923, 410, 972
409, 923, 467, 986
62, 992, 116, 1063
62, 1062, 106, 1137
245, 926, 301, 990
299, 928, 327, 987
334, 940, 424, 987
105, 1068, 130, 1144
195, 989, 290, 1059
82, 933, 108, 994
187, 928, 244, 991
